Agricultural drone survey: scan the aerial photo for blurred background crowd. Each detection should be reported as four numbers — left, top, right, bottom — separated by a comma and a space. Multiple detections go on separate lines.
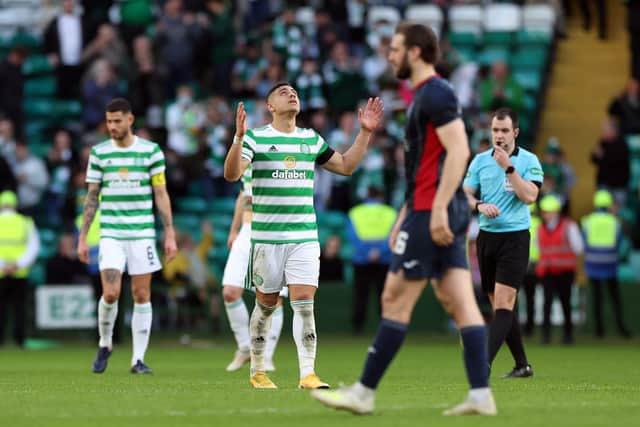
0, 0, 639, 343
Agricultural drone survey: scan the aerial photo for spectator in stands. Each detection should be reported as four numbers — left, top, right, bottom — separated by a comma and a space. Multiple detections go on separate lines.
128, 35, 166, 126
323, 41, 368, 114
578, 0, 607, 40
327, 111, 359, 211
346, 187, 396, 334
257, 62, 287, 99
590, 119, 630, 209
319, 234, 344, 282
541, 138, 575, 209
230, 39, 267, 98
479, 61, 524, 114
203, 96, 234, 200
272, 8, 305, 79
0, 46, 27, 136
580, 190, 631, 338
165, 85, 207, 186
296, 57, 327, 112
155, 0, 204, 95
0, 191, 39, 348
163, 221, 217, 329
81, 24, 127, 77
117, 0, 156, 47
0, 118, 17, 166
81, 59, 123, 130
629, 0, 640, 80
45, 129, 77, 227
363, 36, 394, 95
46, 233, 87, 284
204, 0, 235, 97
314, 10, 346, 62
43, 0, 91, 99
608, 78, 640, 137
536, 195, 583, 345
13, 141, 49, 217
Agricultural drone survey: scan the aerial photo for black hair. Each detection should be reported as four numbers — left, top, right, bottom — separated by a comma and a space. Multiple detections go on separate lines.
266, 81, 293, 101
106, 98, 132, 114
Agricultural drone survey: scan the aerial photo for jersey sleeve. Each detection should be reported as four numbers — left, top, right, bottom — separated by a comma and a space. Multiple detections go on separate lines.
149, 145, 166, 176
241, 132, 255, 162
523, 153, 544, 184
86, 147, 102, 183
422, 83, 461, 128
463, 156, 480, 190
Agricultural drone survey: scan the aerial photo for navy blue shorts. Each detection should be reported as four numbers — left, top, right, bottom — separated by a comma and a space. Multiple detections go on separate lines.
389, 200, 470, 280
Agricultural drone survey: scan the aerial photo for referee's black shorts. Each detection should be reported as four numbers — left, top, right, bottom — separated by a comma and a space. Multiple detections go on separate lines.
476, 229, 530, 293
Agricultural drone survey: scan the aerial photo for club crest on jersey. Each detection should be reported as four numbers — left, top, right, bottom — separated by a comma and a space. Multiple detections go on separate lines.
300, 144, 310, 154
284, 156, 297, 169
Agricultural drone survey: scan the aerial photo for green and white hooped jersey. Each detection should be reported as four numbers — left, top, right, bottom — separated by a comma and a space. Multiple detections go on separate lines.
86, 136, 166, 240
242, 164, 252, 197
241, 125, 329, 244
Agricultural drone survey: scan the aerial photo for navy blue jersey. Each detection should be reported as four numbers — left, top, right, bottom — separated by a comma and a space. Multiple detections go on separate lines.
404, 76, 463, 211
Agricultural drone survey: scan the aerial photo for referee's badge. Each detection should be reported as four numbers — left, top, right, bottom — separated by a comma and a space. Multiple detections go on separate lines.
503, 177, 514, 192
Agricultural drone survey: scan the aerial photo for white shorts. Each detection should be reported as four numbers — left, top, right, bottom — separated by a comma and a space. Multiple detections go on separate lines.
99, 238, 161, 275
222, 224, 289, 298
249, 241, 320, 294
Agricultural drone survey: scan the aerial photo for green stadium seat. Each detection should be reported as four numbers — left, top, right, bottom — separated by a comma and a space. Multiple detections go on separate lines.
22, 54, 54, 76
626, 135, 640, 157
511, 48, 547, 71
37, 243, 57, 260
317, 210, 346, 230
28, 142, 50, 158
476, 48, 511, 66
28, 262, 46, 286
39, 228, 59, 246
11, 32, 41, 50
24, 119, 51, 140
213, 228, 229, 246
448, 31, 479, 50
24, 77, 56, 96
173, 214, 200, 232
176, 196, 208, 214
210, 197, 237, 215
481, 31, 514, 48
523, 94, 538, 115
55, 100, 82, 117
340, 242, 353, 260
515, 30, 552, 48
23, 98, 55, 117
209, 213, 233, 230
512, 70, 542, 93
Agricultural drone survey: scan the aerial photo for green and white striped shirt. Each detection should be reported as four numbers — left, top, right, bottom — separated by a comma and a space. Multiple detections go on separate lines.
86, 136, 166, 240
241, 125, 329, 243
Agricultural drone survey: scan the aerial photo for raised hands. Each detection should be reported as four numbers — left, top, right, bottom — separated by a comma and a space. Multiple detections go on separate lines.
358, 97, 384, 133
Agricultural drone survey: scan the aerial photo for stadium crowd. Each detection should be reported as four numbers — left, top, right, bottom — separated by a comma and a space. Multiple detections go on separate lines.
0, 0, 639, 341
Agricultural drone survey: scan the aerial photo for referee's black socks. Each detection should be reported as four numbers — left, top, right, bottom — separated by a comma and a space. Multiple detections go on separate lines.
505, 311, 529, 368
488, 309, 514, 365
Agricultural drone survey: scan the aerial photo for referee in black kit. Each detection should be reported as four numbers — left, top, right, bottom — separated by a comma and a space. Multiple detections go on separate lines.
463, 108, 544, 378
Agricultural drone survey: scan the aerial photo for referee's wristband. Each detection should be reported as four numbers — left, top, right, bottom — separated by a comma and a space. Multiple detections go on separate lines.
474, 201, 485, 212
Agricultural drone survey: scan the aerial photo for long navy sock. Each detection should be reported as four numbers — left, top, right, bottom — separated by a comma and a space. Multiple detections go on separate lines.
488, 309, 513, 365
460, 325, 489, 388
359, 318, 408, 389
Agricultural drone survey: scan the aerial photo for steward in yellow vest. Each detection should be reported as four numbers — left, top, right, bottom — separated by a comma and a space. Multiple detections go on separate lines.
0, 191, 40, 347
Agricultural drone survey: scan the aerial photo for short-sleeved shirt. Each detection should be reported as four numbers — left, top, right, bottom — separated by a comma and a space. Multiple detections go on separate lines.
241, 125, 332, 244
404, 75, 463, 211
86, 136, 165, 240
464, 146, 543, 232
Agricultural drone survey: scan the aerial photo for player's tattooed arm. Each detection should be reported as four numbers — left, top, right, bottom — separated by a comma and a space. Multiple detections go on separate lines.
81, 183, 100, 236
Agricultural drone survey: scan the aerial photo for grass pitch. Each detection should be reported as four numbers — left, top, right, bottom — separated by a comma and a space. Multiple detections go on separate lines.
1, 335, 638, 427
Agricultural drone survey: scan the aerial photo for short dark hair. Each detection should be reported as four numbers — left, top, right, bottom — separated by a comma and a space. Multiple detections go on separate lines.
395, 22, 439, 65
266, 81, 293, 101
491, 107, 519, 129
106, 98, 132, 114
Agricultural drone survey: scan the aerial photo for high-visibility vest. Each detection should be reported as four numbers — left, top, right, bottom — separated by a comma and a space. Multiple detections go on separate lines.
348, 203, 397, 241
0, 212, 31, 278
536, 218, 577, 276
76, 212, 101, 247
529, 214, 541, 263
581, 211, 618, 266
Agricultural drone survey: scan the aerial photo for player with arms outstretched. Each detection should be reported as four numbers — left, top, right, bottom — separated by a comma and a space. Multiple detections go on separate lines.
310, 23, 496, 415
224, 82, 384, 389
78, 98, 177, 374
